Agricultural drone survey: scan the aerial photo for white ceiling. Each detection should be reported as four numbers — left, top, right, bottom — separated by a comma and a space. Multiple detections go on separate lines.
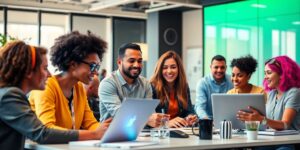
0, 0, 202, 19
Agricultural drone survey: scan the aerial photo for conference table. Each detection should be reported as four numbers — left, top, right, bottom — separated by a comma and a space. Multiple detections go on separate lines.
25, 133, 300, 150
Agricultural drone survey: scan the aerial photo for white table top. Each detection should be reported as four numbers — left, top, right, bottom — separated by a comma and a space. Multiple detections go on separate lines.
26, 133, 300, 150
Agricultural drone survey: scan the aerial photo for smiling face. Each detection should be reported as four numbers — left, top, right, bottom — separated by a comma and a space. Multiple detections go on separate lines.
210, 60, 226, 82
264, 64, 280, 89
162, 58, 178, 86
73, 53, 100, 84
231, 66, 250, 89
118, 49, 143, 80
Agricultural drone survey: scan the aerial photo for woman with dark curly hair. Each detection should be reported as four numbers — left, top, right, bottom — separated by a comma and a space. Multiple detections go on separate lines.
0, 41, 110, 150
29, 31, 110, 130
227, 55, 265, 95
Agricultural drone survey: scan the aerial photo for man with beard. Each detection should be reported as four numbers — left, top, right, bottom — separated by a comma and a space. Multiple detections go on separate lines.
194, 55, 233, 119
99, 43, 167, 127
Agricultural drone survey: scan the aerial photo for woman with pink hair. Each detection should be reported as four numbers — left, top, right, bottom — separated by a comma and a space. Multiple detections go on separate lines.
237, 55, 300, 131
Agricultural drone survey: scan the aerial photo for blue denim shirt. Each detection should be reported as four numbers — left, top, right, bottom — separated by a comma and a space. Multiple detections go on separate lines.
99, 70, 152, 122
194, 74, 233, 119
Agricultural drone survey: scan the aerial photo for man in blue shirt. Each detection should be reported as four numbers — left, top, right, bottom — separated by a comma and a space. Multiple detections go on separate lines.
99, 43, 167, 127
194, 55, 233, 119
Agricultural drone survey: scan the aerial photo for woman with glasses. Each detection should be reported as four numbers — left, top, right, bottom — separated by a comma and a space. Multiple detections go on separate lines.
237, 55, 300, 150
227, 55, 266, 98
29, 31, 108, 130
150, 51, 197, 128
0, 41, 110, 150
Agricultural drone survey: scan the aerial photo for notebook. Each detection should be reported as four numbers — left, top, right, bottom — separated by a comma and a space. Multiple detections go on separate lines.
69, 98, 159, 147
258, 129, 299, 136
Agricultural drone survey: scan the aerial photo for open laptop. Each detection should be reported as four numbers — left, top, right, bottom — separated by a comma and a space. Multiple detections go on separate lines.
70, 98, 159, 148
212, 94, 265, 130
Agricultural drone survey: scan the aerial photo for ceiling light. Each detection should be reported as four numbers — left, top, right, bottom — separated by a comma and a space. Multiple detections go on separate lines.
267, 18, 277, 22
292, 21, 300, 25
251, 4, 267, 8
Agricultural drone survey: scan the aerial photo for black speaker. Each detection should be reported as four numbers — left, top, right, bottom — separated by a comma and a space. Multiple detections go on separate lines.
158, 11, 182, 56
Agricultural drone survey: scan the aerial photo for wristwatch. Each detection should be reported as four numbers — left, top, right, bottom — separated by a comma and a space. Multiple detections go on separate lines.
261, 116, 267, 125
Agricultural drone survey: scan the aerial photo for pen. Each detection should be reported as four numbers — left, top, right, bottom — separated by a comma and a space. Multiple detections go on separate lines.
161, 108, 165, 114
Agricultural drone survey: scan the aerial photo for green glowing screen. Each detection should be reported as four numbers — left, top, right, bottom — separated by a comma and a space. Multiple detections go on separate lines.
204, 0, 300, 85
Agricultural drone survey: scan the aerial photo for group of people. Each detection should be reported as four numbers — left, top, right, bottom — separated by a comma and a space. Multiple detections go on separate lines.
0, 31, 300, 150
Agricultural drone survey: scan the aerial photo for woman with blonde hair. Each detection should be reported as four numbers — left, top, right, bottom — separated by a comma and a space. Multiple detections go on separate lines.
150, 50, 197, 128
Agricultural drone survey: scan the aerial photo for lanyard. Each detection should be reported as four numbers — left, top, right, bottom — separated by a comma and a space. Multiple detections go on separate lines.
71, 100, 76, 129
67, 89, 75, 129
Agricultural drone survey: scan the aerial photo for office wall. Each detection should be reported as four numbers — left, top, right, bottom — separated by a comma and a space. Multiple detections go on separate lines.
182, 9, 203, 103
204, 0, 300, 86
112, 18, 146, 75
146, 11, 183, 79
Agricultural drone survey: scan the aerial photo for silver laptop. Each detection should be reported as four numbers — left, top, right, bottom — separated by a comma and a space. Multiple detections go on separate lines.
101, 98, 159, 143
69, 98, 159, 147
212, 94, 265, 130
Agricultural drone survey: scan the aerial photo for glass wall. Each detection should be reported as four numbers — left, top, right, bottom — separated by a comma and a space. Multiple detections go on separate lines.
41, 13, 68, 74
73, 15, 109, 73
7, 10, 38, 45
0, 9, 3, 35
204, 0, 300, 86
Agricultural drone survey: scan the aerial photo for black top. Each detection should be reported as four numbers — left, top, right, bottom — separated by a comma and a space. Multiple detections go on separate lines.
151, 84, 195, 118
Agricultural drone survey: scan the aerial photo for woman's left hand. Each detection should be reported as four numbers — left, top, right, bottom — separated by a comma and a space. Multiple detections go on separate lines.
236, 106, 263, 122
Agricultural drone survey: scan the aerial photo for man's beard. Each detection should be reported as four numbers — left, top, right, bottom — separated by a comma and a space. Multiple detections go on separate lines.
122, 65, 142, 79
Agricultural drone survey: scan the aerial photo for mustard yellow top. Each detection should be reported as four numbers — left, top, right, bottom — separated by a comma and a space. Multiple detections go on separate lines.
227, 84, 267, 102
29, 76, 99, 130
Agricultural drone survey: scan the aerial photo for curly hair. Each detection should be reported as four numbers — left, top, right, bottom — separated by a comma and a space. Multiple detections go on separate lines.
263, 55, 300, 92
150, 51, 188, 109
230, 55, 257, 75
0, 41, 46, 87
50, 31, 107, 72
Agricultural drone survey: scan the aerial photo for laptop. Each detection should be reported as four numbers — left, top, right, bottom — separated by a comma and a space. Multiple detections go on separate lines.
69, 98, 159, 147
212, 94, 265, 130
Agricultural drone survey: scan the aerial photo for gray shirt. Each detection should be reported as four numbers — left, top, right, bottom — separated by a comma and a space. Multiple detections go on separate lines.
99, 70, 152, 122
266, 88, 300, 130
0, 87, 78, 150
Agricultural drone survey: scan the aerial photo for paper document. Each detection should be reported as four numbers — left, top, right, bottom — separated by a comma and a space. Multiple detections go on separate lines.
258, 129, 299, 136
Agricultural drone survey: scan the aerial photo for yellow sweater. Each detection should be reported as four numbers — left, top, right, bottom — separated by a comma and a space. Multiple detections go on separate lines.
227, 84, 267, 102
29, 76, 99, 130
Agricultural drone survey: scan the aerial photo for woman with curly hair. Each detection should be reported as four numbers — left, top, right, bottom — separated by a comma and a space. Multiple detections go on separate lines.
29, 31, 110, 130
237, 55, 300, 131
150, 51, 197, 128
227, 55, 265, 95
0, 41, 110, 150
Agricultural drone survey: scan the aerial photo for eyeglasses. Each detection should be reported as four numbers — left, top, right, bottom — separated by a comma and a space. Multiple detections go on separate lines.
265, 58, 281, 68
80, 60, 100, 72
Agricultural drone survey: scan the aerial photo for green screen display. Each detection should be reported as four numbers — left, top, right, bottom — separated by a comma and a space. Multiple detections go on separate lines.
204, 0, 300, 86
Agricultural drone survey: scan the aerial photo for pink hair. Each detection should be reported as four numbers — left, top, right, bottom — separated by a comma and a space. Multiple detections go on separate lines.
263, 56, 300, 92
